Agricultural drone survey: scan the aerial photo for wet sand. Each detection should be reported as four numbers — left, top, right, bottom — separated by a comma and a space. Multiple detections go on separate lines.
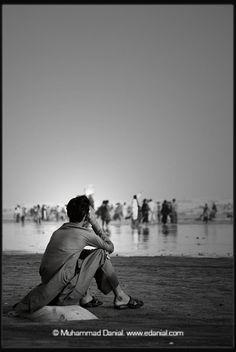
2, 254, 234, 349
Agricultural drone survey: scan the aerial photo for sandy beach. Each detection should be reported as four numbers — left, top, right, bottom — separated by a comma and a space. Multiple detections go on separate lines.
2, 254, 234, 349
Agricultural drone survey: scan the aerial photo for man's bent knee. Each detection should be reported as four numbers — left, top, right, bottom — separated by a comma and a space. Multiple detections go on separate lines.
94, 248, 106, 254
93, 248, 110, 259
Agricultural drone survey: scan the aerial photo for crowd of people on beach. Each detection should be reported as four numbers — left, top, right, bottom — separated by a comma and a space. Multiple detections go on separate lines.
13, 196, 176, 229
12, 195, 220, 229
127, 196, 179, 231
89, 196, 179, 232
14, 204, 67, 225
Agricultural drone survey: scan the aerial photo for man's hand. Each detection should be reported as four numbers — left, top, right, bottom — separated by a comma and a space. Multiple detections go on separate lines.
88, 206, 97, 225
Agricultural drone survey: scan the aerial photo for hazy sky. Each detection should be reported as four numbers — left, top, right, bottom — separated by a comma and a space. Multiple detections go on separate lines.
2, 4, 233, 208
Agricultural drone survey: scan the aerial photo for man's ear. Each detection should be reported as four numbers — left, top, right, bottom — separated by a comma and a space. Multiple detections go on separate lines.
82, 212, 89, 224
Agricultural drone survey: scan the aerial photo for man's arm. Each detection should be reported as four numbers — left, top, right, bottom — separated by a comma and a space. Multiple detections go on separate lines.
88, 206, 104, 235
87, 206, 114, 253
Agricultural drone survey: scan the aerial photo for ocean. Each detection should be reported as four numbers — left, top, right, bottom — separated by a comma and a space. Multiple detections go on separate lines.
2, 220, 233, 257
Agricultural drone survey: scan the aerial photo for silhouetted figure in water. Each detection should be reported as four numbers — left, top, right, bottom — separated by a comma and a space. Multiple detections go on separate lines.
35, 205, 42, 224
161, 200, 170, 225
99, 200, 111, 233
202, 203, 210, 223
170, 198, 178, 224
20, 207, 26, 226
141, 199, 150, 225
41, 205, 47, 221
113, 203, 123, 223
14, 205, 21, 223
148, 199, 156, 223
131, 195, 140, 230
209, 202, 217, 220
156, 202, 161, 224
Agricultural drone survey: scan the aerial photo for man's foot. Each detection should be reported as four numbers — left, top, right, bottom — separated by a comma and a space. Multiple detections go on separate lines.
80, 295, 103, 308
113, 292, 131, 307
114, 296, 144, 310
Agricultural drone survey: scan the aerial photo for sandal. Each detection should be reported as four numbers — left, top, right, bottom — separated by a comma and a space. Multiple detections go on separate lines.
114, 296, 144, 310
80, 296, 103, 308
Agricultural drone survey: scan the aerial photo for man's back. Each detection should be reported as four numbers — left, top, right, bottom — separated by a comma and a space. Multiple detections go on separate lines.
39, 222, 113, 283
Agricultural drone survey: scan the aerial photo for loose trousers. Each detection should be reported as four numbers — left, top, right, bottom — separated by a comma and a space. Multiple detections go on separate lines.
13, 249, 119, 313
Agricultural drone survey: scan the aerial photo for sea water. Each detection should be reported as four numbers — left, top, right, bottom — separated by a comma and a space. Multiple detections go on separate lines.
2, 220, 233, 257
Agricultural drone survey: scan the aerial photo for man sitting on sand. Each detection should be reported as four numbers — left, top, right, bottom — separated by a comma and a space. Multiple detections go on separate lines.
13, 195, 144, 314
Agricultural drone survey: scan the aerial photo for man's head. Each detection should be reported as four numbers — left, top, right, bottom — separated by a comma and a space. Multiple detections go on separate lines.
66, 195, 90, 222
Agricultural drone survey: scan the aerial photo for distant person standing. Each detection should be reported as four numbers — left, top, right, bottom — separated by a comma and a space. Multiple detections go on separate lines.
141, 199, 150, 225
122, 202, 128, 219
202, 203, 210, 223
100, 200, 111, 233
46, 206, 50, 221
55, 205, 60, 221
35, 205, 42, 224
14, 205, 21, 223
20, 206, 26, 226
148, 199, 155, 223
113, 203, 123, 222
167, 201, 173, 223
209, 202, 217, 220
171, 199, 178, 224
156, 202, 161, 224
131, 195, 140, 229
161, 200, 170, 225
41, 205, 47, 221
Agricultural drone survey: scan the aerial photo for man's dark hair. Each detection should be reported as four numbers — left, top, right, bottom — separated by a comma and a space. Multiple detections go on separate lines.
66, 195, 90, 222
